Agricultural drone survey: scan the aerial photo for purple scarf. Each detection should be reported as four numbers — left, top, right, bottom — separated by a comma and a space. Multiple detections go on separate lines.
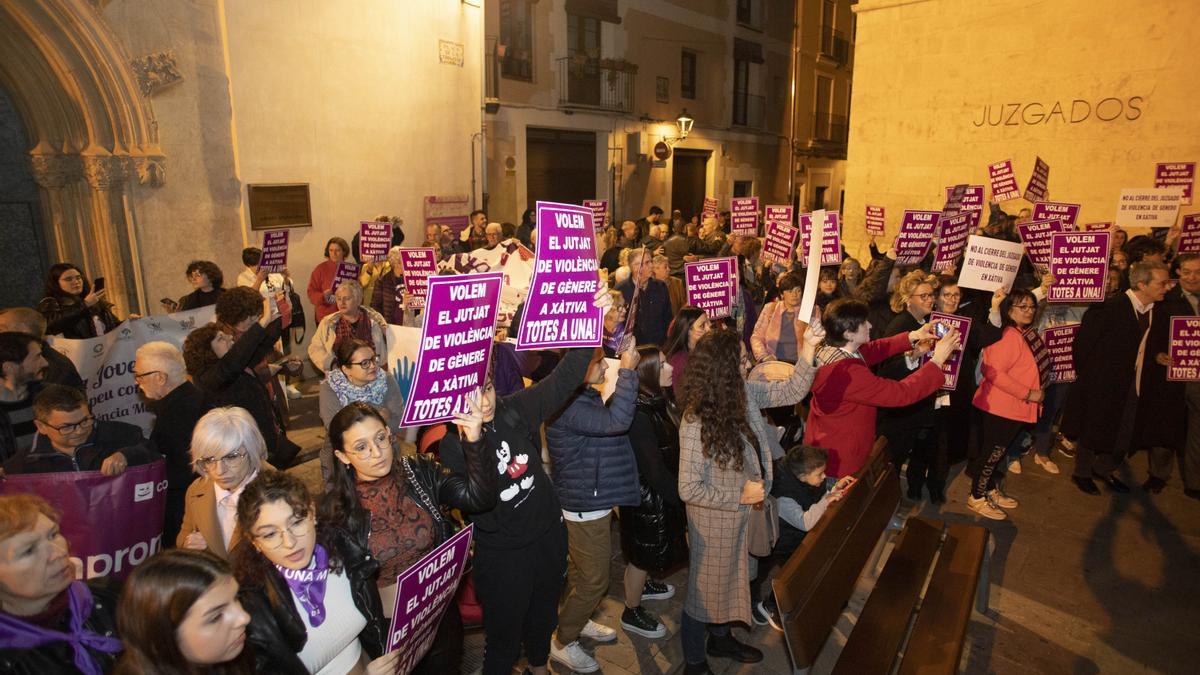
0, 581, 123, 675
275, 544, 331, 627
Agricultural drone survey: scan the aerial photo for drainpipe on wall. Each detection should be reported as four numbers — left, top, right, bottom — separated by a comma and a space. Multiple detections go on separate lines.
786, 0, 800, 205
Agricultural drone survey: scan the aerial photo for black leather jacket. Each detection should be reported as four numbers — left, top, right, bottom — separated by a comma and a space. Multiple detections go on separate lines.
37, 294, 120, 339
387, 440, 496, 545
0, 583, 121, 675
238, 529, 387, 674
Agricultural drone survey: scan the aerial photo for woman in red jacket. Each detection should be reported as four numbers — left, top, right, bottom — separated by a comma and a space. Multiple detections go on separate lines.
805, 298, 960, 477
968, 288, 1049, 520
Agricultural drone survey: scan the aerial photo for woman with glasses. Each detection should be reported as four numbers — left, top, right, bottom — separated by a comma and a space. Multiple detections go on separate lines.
967, 288, 1047, 520
233, 470, 396, 674
37, 263, 121, 339
317, 339, 405, 480
177, 407, 273, 560
750, 272, 808, 365
308, 281, 388, 375
319, 399, 494, 674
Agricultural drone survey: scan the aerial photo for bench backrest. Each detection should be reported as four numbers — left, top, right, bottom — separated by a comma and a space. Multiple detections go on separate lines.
772, 436, 899, 669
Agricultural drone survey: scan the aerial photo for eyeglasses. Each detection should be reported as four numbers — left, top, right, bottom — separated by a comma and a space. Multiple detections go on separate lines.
132, 370, 162, 381
346, 355, 379, 369
343, 431, 392, 459
196, 448, 249, 470
40, 415, 95, 434
911, 293, 935, 300
60, 274, 83, 283
939, 293, 961, 299
1011, 304, 1037, 311
253, 515, 313, 549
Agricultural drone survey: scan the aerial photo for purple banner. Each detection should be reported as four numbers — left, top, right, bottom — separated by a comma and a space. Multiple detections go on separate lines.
1179, 214, 1200, 255
1017, 219, 1066, 270
582, 199, 608, 230
894, 210, 940, 265
401, 272, 503, 426
764, 204, 794, 227
924, 312, 971, 390
799, 211, 842, 267
387, 525, 473, 667
1023, 156, 1050, 203
360, 221, 393, 262
258, 229, 289, 272
1081, 221, 1112, 232
933, 210, 979, 272
989, 159, 1022, 201
944, 185, 985, 212
1168, 317, 1200, 381
1044, 325, 1079, 383
0, 461, 166, 581
731, 197, 759, 236
1048, 232, 1109, 303
517, 202, 603, 350
702, 197, 719, 219
331, 261, 361, 293
685, 257, 736, 319
865, 205, 886, 236
399, 248, 438, 310
1155, 162, 1195, 206
762, 221, 799, 264
1032, 201, 1081, 229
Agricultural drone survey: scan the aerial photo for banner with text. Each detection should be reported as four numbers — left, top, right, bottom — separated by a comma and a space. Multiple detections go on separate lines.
944, 185, 984, 212
958, 235, 1023, 292
0, 461, 166, 581
517, 202, 603, 350
865, 205, 886, 236
731, 197, 759, 236
702, 197, 719, 219
582, 199, 608, 230
1169, 317, 1200, 381
1023, 156, 1050, 202
360, 221, 393, 262
932, 210, 979, 273
258, 230, 289, 272
989, 159, 1022, 201
685, 257, 736, 319
894, 210, 940, 265
331, 262, 361, 293
1032, 201, 1081, 229
1017, 219, 1067, 270
925, 312, 971, 390
1155, 162, 1195, 206
1081, 221, 1113, 232
764, 204, 793, 227
763, 221, 799, 264
1115, 187, 1185, 230
387, 525, 473, 671
1178, 214, 1200, 255
1048, 232, 1109, 303
401, 273, 503, 426
799, 211, 842, 267
1044, 324, 1079, 383
399, 248, 438, 309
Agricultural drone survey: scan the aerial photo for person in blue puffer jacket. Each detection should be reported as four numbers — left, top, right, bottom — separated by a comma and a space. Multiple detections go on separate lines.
543, 345, 641, 673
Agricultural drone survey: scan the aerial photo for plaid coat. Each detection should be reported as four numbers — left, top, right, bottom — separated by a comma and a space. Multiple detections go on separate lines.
679, 359, 815, 624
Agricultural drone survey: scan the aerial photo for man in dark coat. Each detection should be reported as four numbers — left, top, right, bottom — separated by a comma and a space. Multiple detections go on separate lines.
1138, 253, 1200, 497
616, 248, 674, 347
1062, 261, 1172, 495
0, 307, 84, 390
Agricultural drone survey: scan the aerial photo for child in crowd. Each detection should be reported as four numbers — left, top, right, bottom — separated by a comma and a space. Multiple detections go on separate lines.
752, 445, 854, 630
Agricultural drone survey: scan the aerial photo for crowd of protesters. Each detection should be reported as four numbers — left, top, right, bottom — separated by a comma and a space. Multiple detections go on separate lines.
0, 199, 1194, 675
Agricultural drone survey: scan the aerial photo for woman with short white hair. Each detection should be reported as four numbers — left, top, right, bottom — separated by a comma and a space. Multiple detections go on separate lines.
307, 281, 388, 373
177, 407, 272, 559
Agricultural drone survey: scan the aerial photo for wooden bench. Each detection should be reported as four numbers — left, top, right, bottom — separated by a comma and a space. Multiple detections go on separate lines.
771, 437, 990, 674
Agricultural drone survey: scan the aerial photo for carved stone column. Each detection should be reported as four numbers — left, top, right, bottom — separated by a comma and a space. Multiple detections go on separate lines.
82, 154, 140, 317
29, 151, 87, 279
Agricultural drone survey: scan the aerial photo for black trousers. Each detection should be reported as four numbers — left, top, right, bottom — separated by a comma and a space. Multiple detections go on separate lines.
472, 521, 568, 674
1074, 385, 1137, 479
411, 601, 463, 675
888, 425, 943, 496
968, 412, 1025, 498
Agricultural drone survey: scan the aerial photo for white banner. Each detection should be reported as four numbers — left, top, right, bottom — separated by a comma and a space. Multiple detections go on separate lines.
957, 235, 1024, 293
1115, 187, 1185, 230
47, 307, 215, 435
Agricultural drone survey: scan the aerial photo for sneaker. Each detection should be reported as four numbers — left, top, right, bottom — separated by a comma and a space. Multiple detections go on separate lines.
642, 579, 675, 601
1056, 436, 1077, 459
967, 495, 1007, 520
756, 600, 784, 632
986, 489, 1018, 509
579, 619, 618, 643
1007, 458, 1022, 474
706, 633, 763, 663
1033, 454, 1060, 474
285, 384, 302, 400
620, 606, 666, 638
750, 601, 769, 626
550, 640, 600, 673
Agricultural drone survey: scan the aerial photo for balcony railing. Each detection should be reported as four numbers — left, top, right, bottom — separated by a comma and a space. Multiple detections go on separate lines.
820, 26, 850, 65
813, 113, 849, 143
732, 91, 765, 130
556, 56, 634, 113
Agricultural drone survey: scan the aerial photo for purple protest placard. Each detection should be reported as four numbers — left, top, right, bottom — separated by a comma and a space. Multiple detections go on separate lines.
1081, 221, 1112, 232
399, 248, 437, 309
894, 210, 940, 265
258, 229, 289, 272
516, 202, 603, 350
1178, 214, 1200, 254
865, 205, 886, 236
1017, 219, 1066, 270
331, 261, 361, 293
1168, 317, 1200, 381
582, 199, 608, 230
989, 159, 1022, 201
944, 185, 984, 212
1032, 201, 1081, 229
765, 204, 793, 227
387, 525, 473, 666
1155, 162, 1195, 206
925, 312, 971, 390
685, 257, 736, 319
1048, 232, 1109, 303
1044, 325, 1079, 383
932, 210, 979, 273
1024, 156, 1050, 202
401, 272, 503, 426
731, 197, 759, 236
702, 197, 719, 219
799, 211, 842, 267
0, 461, 166, 581
360, 221, 393, 262
762, 221, 799, 264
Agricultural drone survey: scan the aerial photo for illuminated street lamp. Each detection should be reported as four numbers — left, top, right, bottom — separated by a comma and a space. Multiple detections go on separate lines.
676, 109, 694, 139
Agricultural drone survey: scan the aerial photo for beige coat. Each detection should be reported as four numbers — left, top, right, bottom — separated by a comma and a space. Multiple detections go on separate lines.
307, 306, 389, 373
679, 359, 815, 625
176, 462, 275, 559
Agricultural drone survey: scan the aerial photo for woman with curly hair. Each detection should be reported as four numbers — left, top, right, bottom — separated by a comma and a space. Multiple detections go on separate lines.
677, 326, 817, 673
37, 263, 121, 339
178, 260, 226, 311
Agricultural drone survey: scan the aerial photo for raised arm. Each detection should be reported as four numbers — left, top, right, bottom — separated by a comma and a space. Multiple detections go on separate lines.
677, 419, 741, 511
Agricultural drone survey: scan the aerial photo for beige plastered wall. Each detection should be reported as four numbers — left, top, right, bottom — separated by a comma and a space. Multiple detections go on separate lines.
844, 0, 1200, 262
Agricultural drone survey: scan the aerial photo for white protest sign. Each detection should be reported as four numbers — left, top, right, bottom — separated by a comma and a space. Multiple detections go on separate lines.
957, 235, 1024, 292
1115, 187, 1185, 230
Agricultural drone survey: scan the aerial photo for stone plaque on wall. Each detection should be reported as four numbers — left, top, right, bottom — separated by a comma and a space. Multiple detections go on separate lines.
248, 184, 312, 230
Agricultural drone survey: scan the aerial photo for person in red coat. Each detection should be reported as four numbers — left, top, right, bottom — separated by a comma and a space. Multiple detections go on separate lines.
306, 236, 351, 324
805, 298, 960, 477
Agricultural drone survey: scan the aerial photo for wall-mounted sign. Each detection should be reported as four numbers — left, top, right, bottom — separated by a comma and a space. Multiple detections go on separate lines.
248, 184, 312, 230
653, 141, 671, 160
